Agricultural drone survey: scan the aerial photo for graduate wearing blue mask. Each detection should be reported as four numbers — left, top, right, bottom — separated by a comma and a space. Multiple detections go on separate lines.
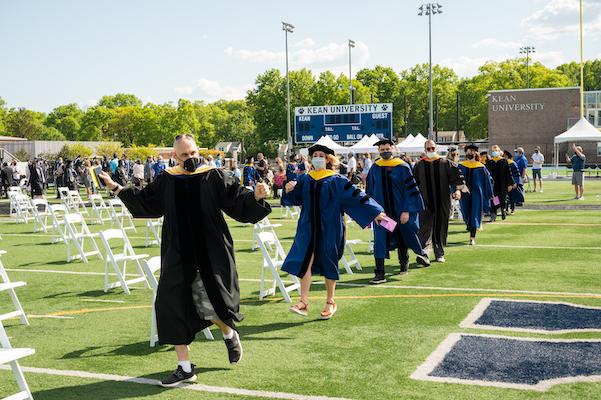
282, 144, 385, 320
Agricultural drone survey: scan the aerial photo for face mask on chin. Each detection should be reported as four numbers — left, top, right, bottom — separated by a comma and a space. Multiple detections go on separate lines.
426, 151, 438, 159
182, 157, 200, 172
491, 151, 500, 158
380, 151, 393, 160
312, 157, 326, 170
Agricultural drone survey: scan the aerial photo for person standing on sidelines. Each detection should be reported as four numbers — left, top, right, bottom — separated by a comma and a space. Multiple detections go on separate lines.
366, 139, 430, 284
283, 144, 385, 319
566, 144, 586, 200
412, 140, 464, 263
99, 134, 271, 387
531, 147, 544, 193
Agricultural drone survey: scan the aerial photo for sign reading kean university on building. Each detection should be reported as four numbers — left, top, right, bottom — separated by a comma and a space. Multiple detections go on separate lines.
490, 93, 545, 112
294, 103, 393, 143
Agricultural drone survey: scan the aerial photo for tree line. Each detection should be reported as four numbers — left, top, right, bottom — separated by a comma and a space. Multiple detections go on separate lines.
1, 58, 600, 157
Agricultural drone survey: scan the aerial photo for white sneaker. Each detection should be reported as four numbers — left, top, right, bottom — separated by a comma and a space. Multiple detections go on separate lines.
539, 190, 543, 193
578, 197, 584, 200
469, 239, 476, 246
435, 256, 446, 263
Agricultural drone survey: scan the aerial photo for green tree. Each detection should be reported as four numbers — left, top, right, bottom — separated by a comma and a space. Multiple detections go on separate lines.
45, 103, 83, 140
246, 68, 286, 144
79, 106, 114, 141
97, 93, 143, 109
5, 108, 47, 139
94, 142, 123, 158
0, 97, 7, 133
556, 60, 601, 91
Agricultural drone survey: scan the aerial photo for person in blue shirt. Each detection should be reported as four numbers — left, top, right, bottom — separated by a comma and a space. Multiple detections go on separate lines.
565, 144, 586, 200
283, 144, 385, 320
504, 150, 525, 214
215, 154, 222, 168
152, 156, 166, 178
365, 139, 430, 284
109, 153, 119, 174
285, 155, 298, 183
458, 145, 494, 245
514, 147, 528, 180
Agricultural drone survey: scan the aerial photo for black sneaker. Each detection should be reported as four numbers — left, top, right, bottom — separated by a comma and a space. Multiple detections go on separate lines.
224, 330, 243, 364
399, 263, 409, 275
416, 254, 431, 267
160, 364, 197, 388
369, 272, 387, 284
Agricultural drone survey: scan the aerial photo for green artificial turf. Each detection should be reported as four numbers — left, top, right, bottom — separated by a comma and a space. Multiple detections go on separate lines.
0, 191, 600, 399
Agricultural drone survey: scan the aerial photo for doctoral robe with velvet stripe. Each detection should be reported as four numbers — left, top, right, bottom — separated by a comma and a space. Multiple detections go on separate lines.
365, 158, 425, 258
282, 170, 383, 281
118, 165, 271, 345
485, 157, 514, 209
459, 160, 493, 229
507, 159, 525, 204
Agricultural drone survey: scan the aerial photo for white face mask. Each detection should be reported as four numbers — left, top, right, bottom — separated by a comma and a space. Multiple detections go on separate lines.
426, 152, 438, 159
312, 157, 326, 170
491, 151, 500, 158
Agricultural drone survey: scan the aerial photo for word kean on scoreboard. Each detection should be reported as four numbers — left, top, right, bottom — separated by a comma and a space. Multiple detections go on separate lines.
294, 103, 393, 144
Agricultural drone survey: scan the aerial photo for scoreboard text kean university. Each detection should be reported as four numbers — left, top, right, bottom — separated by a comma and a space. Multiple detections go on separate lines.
294, 103, 393, 143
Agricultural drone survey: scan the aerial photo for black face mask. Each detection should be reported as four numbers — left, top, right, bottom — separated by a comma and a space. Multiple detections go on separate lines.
380, 151, 393, 160
183, 157, 200, 172
466, 154, 475, 160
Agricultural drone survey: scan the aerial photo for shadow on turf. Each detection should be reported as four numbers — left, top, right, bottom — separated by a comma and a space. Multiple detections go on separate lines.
61, 341, 172, 359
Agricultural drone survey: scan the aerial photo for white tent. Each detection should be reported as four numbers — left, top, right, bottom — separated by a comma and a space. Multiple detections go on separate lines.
299, 135, 351, 156
553, 117, 601, 167
397, 133, 448, 154
349, 134, 380, 153
397, 134, 415, 147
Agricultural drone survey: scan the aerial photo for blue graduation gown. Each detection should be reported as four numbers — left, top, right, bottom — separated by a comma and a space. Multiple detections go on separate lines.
366, 158, 425, 258
282, 170, 383, 281
508, 160, 525, 204
243, 165, 259, 187
459, 161, 493, 229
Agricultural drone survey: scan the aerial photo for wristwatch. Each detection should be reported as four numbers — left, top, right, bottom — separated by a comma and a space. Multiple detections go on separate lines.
110, 184, 123, 196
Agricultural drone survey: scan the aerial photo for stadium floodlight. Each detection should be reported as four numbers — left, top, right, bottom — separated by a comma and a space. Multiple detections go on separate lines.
519, 46, 536, 88
349, 39, 356, 104
282, 21, 294, 156
418, 3, 444, 140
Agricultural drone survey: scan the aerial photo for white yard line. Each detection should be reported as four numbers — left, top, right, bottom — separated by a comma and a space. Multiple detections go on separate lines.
27, 314, 74, 320
0, 365, 351, 400
81, 299, 126, 304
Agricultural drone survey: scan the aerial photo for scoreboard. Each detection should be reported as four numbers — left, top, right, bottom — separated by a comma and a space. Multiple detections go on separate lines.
294, 103, 393, 144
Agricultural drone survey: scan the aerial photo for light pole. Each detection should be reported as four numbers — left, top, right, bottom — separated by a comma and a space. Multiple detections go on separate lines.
418, 3, 443, 140
519, 46, 536, 88
348, 39, 355, 104
282, 21, 294, 157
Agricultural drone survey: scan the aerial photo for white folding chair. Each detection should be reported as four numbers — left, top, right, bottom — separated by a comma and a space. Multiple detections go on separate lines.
0, 250, 29, 326
89, 194, 112, 225
281, 205, 300, 219
99, 229, 149, 294
48, 204, 69, 243
251, 217, 282, 251
340, 239, 362, 274
0, 321, 35, 400
58, 186, 73, 209
7, 188, 21, 217
9, 193, 34, 224
141, 257, 213, 347
31, 198, 53, 233
63, 213, 103, 263
256, 231, 300, 303
68, 190, 89, 216
449, 198, 463, 220
108, 199, 136, 232
366, 223, 374, 254
145, 218, 163, 247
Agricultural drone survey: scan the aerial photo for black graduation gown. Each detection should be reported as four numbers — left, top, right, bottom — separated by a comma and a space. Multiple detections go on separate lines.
28, 164, 44, 195
485, 157, 514, 209
118, 165, 271, 345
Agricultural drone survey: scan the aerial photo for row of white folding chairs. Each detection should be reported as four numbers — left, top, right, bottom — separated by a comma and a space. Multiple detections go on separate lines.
0, 249, 33, 399
8, 192, 36, 224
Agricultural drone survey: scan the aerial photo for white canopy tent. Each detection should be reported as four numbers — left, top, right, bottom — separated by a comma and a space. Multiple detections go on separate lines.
349, 134, 381, 153
299, 135, 351, 156
397, 133, 448, 154
553, 117, 601, 167
396, 134, 415, 148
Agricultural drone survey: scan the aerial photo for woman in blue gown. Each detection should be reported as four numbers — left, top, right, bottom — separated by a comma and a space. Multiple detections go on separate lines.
458, 145, 493, 245
282, 144, 385, 320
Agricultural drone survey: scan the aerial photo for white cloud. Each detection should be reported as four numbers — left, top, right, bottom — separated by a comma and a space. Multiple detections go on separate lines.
472, 38, 521, 49
224, 38, 369, 70
522, 0, 601, 40
174, 78, 252, 101
439, 55, 508, 77
531, 50, 566, 67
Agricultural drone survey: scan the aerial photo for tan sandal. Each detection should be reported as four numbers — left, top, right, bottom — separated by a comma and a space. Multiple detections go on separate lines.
289, 300, 309, 317
320, 300, 337, 320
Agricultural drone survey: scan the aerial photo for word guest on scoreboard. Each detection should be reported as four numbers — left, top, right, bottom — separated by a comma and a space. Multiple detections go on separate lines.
294, 103, 393, 144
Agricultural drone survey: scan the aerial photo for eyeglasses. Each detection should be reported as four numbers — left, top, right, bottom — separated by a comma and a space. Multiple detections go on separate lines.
425, 147, 436, 151
175, 134, 194, 141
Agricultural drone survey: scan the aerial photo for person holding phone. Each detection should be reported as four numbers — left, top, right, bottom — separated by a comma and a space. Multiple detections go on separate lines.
365, 139, 430, 284
566, 144, 586, 200
282, 144, 386, 320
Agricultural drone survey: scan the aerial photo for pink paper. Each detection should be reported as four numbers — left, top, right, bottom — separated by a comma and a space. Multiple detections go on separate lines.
492, 196, 500, 206
380, 216, 397, 232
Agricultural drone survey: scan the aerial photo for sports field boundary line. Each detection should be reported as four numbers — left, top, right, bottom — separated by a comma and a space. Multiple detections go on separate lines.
0, 365, 352, 400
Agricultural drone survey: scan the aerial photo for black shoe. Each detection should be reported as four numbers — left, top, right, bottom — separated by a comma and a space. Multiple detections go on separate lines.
224, 330, 243, 364
416, 254, 431, 267
160, 364, 197, 388
369, 272, 387, 284
501, 211, 506, 220
399, 263, 409, 275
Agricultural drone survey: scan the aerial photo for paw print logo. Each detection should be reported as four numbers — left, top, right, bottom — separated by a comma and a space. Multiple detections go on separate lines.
298, 108, 305, 114
381, 105, 388, 111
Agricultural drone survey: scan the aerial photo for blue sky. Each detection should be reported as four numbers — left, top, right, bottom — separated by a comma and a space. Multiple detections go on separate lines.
1, 0, 600, 112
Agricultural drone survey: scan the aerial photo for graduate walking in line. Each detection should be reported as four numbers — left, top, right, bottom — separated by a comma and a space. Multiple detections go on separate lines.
412, 140, 464, 263
458, 145, 494, 245
282, 144, 385, 319
485, 145, 515, 222
503, 150, 525, 215
365, 139, 430, 284
99, 134, 271, 387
